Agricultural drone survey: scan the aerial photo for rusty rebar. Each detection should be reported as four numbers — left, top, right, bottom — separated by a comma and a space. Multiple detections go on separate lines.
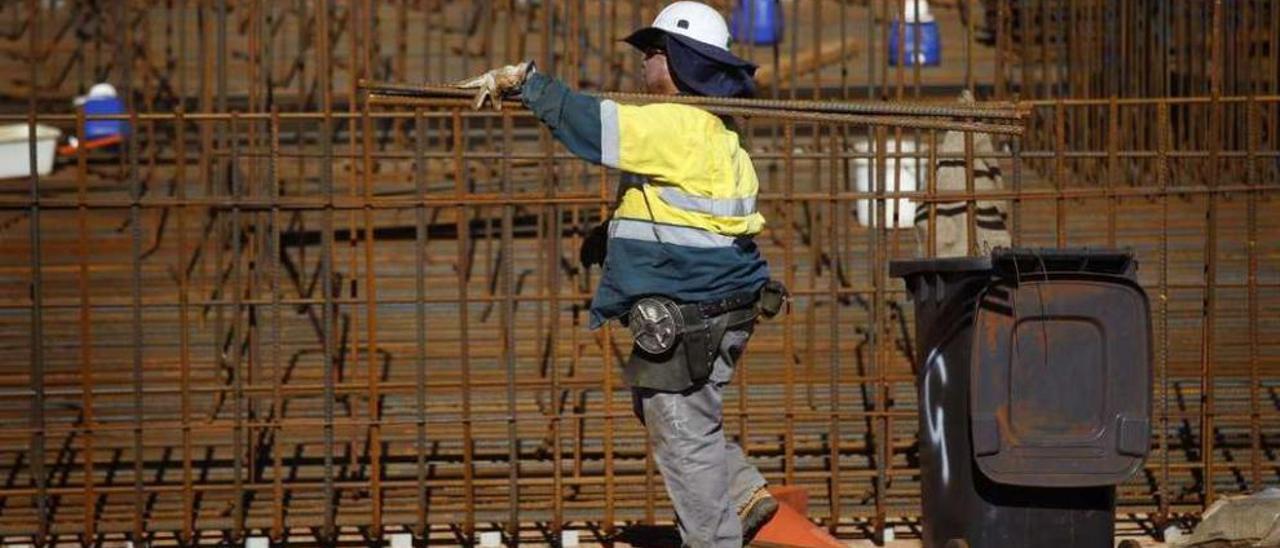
357, 80, 1030, 120
362, 86, 1028, 136
26, 0, 47, 541
2, 1, 1278, 544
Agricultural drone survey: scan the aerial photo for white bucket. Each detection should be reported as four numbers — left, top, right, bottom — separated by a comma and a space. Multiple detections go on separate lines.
852, 137, 923, 229
0, 124, 61, 179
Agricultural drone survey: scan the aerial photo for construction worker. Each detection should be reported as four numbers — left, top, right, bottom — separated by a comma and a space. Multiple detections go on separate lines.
457, 2, 783, 546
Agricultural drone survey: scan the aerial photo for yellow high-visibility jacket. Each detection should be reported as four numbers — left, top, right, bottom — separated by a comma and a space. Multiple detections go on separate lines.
522, 72, 770, 328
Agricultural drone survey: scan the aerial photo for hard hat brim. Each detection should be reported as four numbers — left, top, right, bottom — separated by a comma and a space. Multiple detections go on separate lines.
622, 27, 668, 52
623, 27, 755, 73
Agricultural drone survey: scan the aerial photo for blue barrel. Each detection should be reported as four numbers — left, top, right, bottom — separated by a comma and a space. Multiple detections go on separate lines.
888, 21, 941, 66
730, 0, 783, 46
82, 96, 129, 140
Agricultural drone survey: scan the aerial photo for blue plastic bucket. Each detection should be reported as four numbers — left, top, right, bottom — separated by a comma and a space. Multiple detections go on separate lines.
82, 96, 129, 140
888, 21, 941, 66
730, 0, 783, 46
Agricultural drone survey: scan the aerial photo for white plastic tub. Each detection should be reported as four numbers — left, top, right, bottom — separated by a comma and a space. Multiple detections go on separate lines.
0, 124, 61, 179
852, 137, 923, 229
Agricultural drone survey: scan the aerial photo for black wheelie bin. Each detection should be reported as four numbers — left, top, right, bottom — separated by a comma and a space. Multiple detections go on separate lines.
890, 248, 1152, 548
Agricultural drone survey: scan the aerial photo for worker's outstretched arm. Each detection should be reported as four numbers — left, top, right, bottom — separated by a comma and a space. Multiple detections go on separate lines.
455, 64, 609, 164
524, 72, 717, 185
457, 65, 710, 182
520, 72, 609, 165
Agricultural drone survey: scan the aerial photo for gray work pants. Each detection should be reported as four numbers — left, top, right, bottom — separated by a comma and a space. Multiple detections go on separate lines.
631, 326, 768, 548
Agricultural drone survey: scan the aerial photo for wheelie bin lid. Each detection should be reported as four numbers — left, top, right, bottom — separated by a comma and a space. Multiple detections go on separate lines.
889, 247, 1137, 280
971, 248, 1151, 487
892, 248, 1152, 488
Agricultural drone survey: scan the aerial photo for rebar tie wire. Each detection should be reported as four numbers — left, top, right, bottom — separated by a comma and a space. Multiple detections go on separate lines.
359, 80, 1029, 136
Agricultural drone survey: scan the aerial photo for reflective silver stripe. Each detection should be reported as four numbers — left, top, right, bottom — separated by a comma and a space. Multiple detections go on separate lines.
657, 187, 757, 217
609, 218, 737, 248
600, 100, 620, 168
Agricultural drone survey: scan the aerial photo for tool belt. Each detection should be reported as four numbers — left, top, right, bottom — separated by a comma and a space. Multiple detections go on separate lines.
625, 280, 788, 391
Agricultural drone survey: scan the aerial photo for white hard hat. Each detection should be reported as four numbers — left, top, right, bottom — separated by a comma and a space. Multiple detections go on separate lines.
647, 1, 732, 51
622, 1, 756, 97
627, 0, 737, 52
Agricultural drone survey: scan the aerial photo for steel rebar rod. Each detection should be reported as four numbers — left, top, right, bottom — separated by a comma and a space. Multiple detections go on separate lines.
358, 79, 1030, 120
363, 92, 1028, 136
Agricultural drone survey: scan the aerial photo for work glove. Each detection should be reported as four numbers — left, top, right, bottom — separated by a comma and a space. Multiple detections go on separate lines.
452, 61, 534, 111
579, 224, 609, 269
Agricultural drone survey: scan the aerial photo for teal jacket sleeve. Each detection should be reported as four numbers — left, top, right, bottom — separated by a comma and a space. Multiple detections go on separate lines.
520, 72, 605, 165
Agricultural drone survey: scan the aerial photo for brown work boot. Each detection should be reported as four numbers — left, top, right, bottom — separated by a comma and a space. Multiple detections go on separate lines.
738, 486, 779, 544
